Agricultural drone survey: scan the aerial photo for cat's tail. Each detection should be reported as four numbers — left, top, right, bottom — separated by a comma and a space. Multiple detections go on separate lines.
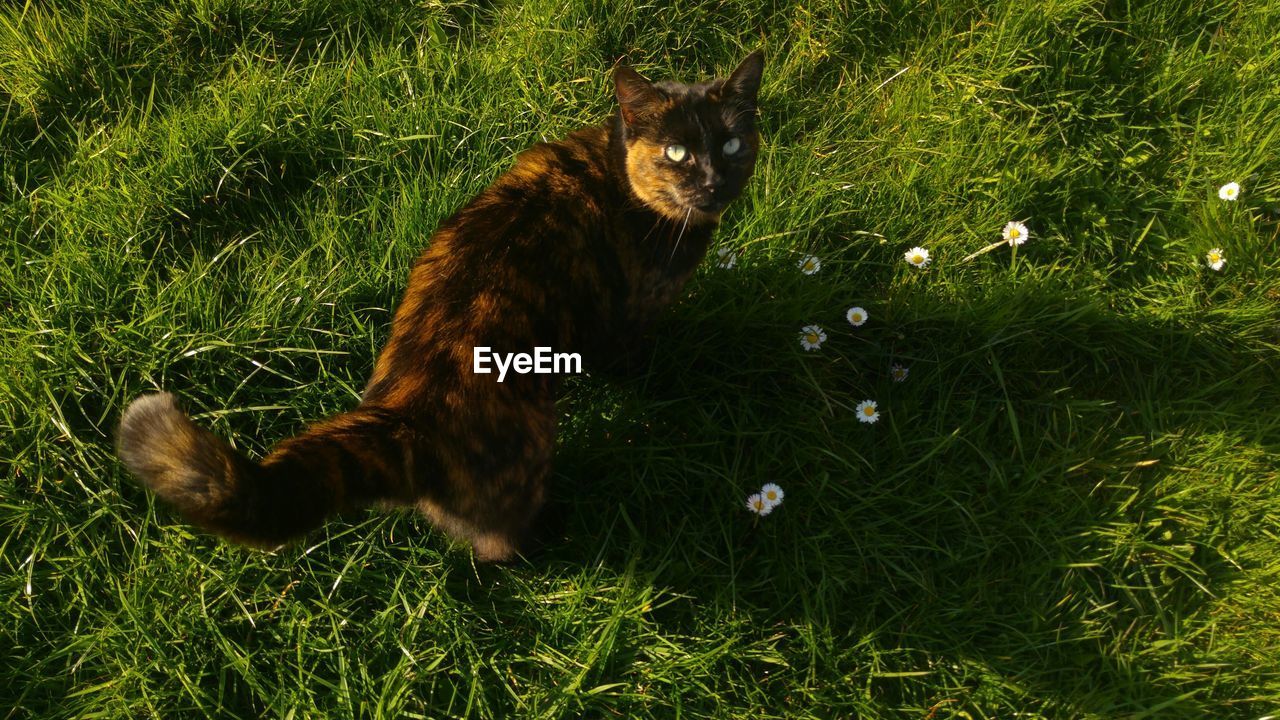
117, 392, 416, 547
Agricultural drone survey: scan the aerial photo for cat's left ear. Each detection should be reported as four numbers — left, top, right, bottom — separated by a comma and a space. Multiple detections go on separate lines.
615, 62, 662, 126
723, 50, 765, 109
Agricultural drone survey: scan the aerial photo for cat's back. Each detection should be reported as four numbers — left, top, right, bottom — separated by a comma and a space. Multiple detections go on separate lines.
398, 124, 620, 331
443, 125, 614, 243
377, 124, 623, 385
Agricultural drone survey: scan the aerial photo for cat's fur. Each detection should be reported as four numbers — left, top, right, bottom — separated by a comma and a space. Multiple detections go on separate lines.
117, 51, 765, 561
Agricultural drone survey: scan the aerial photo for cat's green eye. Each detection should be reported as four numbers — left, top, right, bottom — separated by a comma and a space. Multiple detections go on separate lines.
664, 144, 688, 162
722, 137, 742, 155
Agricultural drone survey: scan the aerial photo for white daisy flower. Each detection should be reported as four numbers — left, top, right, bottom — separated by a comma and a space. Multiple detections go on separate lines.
1218, 182, 1240, 201
856, 399, 880, 424
846, 306, 868, 327
716, 247, 738, 269
760, 483, 784, 507
904, 247, 931, 268
798, 254, 822, 275
799, 325, 827, 351
746, 493, 773, 516
890, 364, 909, 382
1002, 221, 1029, 246
1206, 248, 1226, 271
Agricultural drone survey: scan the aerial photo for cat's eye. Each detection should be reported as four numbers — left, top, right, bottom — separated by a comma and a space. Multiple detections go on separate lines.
664, 144, 688, 162
722, 137, 742, 155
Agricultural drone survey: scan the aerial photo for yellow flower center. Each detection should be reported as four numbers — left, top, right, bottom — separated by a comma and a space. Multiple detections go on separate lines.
852, 314, 862, 323
753, 500, 764, 510
1010, 228, 1020, 238
765, 491, 777, 501
806, 333, 819, 344
1209, 253, 1220, 262
804, 261, 815, 271
863, 406, 875, 416
912, 254, 923, 263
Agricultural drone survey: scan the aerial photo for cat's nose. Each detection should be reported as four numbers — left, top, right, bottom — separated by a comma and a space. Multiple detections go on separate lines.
700, 175, 725, 191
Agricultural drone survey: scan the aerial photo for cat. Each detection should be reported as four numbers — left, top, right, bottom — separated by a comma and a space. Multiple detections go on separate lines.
117, 50, 765, 562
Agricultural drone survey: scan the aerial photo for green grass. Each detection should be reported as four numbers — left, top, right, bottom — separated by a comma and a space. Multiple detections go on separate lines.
3, 0, 1280, 716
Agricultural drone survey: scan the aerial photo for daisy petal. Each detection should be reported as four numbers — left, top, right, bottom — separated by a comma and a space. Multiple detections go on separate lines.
904, 247, 931, 268
746, 493, 773, 516
760, 483, 784, 507
716, 247, 738, 269
856, 399, 880, 424
1002, 221, 1029, 246
1206, 248, 1226, 271
800, 324, 827, 351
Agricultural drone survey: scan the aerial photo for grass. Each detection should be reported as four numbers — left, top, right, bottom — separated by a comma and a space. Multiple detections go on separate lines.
2, 0, 1280, 716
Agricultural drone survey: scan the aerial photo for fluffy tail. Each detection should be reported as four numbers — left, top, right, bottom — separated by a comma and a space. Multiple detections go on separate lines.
117, 392, 415, 547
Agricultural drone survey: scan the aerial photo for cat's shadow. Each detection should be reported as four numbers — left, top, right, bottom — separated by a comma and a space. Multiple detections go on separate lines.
512, 267, 1253, 715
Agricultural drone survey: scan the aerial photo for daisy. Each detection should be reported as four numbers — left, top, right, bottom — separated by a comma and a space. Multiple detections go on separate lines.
760, 483, 784, 508
846, 306, 868, 327
1002, 221, 1029, 246
716, 247, 738, 269
890, 364, 909, 382
1206, 248, 1226, 271
904, 247, 931, 268
1218, 182, 1240, 201
798, 254, 822, 275
746, 493, 773, 516
856, 399, 880, 424
799, 324, 827, 351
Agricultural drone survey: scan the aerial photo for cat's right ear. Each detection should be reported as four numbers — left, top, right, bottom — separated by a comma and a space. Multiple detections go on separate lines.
614, 63, 661, 126
724, 49, 765, 110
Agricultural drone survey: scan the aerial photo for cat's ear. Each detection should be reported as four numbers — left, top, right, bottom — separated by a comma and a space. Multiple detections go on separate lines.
614, 63, 661, 125
723, 50, 765, 109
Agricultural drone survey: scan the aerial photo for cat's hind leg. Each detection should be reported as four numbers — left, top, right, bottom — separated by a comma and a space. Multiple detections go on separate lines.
416, 413, 556, 562
417, 481, 546, 563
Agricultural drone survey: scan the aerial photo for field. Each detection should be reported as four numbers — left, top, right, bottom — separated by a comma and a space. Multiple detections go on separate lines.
3, 0, 1280, 717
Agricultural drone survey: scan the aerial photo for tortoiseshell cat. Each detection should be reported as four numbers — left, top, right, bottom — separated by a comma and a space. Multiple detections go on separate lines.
118, 51, 765, 561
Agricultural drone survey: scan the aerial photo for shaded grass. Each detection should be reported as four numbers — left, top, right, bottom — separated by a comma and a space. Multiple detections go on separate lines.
3, 0, 1280, 717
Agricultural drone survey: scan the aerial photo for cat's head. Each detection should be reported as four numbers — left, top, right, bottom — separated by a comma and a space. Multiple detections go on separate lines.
614, 51, 764, 225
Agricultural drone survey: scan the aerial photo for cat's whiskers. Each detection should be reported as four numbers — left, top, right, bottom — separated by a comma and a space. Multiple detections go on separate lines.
668, 207, 692, 266
636, 204, 666, 247
628, 191, 682, 258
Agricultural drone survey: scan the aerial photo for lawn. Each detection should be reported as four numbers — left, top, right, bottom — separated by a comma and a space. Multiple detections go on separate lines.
3, 0, 1279, 717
